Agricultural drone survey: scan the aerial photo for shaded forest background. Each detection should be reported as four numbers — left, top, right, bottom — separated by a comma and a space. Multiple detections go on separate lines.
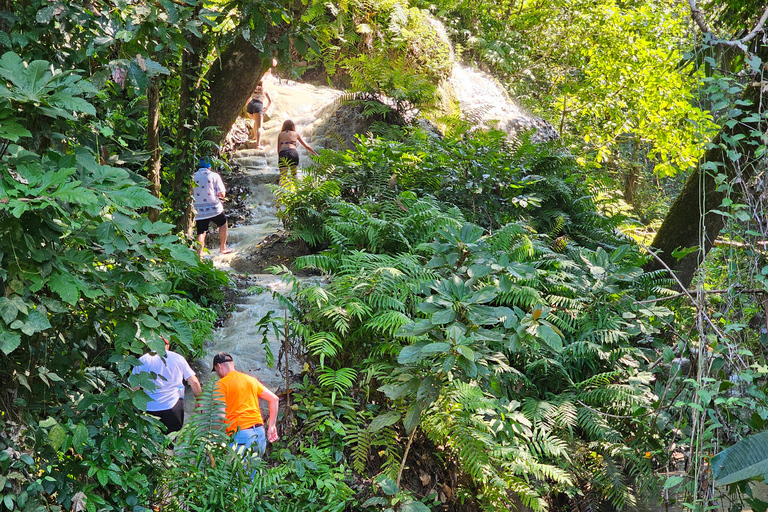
1, 0, 768, 511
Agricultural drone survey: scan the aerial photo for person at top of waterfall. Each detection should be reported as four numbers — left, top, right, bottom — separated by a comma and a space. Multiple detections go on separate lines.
193, 158, 231, 256
277, 119, 318, 183
132, 337, 202, 434
246, 80, 271, 147
211, 352, 279, 457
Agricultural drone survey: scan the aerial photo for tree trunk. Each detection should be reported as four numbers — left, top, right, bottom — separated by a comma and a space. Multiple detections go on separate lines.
147, 76, 161, 223
645, 66, 766, 287
205, 34, 272, 141
623, 165, 638, 206
173, 38, 204, 236
205, 1, 309, 141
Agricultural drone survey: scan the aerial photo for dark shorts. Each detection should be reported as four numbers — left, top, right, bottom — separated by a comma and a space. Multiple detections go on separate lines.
148, 398, 184, 434
247, 99, 263, 114
278, 148, 299, 169
196, 212, 227, 235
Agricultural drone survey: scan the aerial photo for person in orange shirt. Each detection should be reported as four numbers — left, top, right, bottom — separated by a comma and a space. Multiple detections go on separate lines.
211, 352, 279, 455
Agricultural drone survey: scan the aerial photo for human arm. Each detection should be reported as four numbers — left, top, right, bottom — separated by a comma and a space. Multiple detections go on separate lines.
259, 387, 280, 442
215, 173, 226, 200
264, 90, 272, 112
296, 134, 319, 156
187, 375, 202, 398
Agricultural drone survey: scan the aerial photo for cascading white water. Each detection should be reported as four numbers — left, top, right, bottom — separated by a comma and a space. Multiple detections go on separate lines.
447, 64, 559, 142
192, 37, 558, 413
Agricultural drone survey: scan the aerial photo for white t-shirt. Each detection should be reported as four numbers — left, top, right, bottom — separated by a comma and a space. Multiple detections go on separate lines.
193, 168, 226, 220
132, 351, 196, 411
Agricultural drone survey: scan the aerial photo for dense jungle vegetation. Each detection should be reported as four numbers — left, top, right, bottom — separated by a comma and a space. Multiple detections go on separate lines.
1, 0, 768, 511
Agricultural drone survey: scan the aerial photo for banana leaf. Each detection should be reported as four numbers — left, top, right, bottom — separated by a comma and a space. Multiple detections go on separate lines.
712, 430, 768, 486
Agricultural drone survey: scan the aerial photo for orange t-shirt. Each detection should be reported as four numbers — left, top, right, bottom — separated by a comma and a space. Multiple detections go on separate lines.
216, 371, 266, 433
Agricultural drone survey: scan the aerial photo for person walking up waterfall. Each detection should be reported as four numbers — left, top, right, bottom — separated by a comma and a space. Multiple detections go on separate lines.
193, 158, 231, 256
211, 352, 279, 457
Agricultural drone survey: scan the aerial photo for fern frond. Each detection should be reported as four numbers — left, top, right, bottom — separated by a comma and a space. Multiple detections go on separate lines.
307, 331, 343, 366
317, 366, 357, 395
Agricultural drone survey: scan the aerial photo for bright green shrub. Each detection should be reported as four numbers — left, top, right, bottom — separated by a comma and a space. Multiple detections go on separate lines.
0, 51, 218, 511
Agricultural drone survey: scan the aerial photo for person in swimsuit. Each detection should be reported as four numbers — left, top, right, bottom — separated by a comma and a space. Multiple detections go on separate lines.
245, 81, 272, 147
277, 119, 318, 185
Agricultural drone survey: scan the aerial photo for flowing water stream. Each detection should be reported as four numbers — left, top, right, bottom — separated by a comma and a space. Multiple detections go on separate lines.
190, 76, 342, 403
186, 65, 556, 417
176, 57, 768, 512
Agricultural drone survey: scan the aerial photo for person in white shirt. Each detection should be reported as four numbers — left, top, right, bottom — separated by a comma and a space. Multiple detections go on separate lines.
132, 338, 202, 433
193, 158, 231, 256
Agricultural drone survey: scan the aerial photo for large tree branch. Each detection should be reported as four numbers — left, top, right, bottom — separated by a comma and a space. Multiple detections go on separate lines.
688, 0, 768, 52
645, 4, 768, 287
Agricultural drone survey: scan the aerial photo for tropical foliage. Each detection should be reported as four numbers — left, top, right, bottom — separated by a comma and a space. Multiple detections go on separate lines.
2, 0, 768, 510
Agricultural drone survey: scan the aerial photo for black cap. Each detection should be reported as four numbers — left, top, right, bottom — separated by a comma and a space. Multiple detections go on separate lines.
211, 352, 233, 371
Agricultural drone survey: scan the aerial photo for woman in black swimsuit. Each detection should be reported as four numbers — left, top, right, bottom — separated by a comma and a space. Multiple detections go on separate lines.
277, 119, 318, 184
245, 81, 271, 147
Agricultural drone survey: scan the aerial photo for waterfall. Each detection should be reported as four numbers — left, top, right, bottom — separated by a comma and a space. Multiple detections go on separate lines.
447, 63, 559, 142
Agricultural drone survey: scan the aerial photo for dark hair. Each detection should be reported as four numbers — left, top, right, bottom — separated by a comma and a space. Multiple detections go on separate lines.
211, 352, 233, 371
281, 119, 295, 132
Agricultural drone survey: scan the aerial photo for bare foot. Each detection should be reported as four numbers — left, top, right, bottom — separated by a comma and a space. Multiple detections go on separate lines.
220, 248, 232, 255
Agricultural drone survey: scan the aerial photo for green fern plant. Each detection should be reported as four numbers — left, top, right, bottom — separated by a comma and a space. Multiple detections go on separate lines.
160, 381, 275, 512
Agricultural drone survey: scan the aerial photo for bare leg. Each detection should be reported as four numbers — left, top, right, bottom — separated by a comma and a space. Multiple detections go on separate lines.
248, 113, 257, 139
197, 233, 206, 257
255, 114, 263, 146
219, 222, 231, 254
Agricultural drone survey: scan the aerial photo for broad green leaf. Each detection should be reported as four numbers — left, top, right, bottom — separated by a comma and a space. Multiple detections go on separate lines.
468, 286, 497, 304
0, 297, 19, 324
456, 344, 474, 361
368, 411, 401, 432
403, 401, 423, 434
712, 430, 768, 486
48, 272, 80, 305
377, 475, 398, 496
430, 309, 455, 324
0, 330, 21, 355
132, 390, 150, 411
362, 497, 388, 507
401, 501, 431, 512
140, 314, 160, 328
38, 417, 56, 428
48, 424, 67, 450
107, 186, 161, 209
459, 223, 483, 244
169, 244, 198, 266
467, 264, 491, 278
72, 424, 89, 455
420, 342, 450, 356
398, 342, 427, 364
21, 308, 51, 335
379, 378, 419, 400
416, 301, 442, 314
0, 120, 31, 141
537, 323, 562, 352
396, 320, 432, 338
664, 475, 685, 489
